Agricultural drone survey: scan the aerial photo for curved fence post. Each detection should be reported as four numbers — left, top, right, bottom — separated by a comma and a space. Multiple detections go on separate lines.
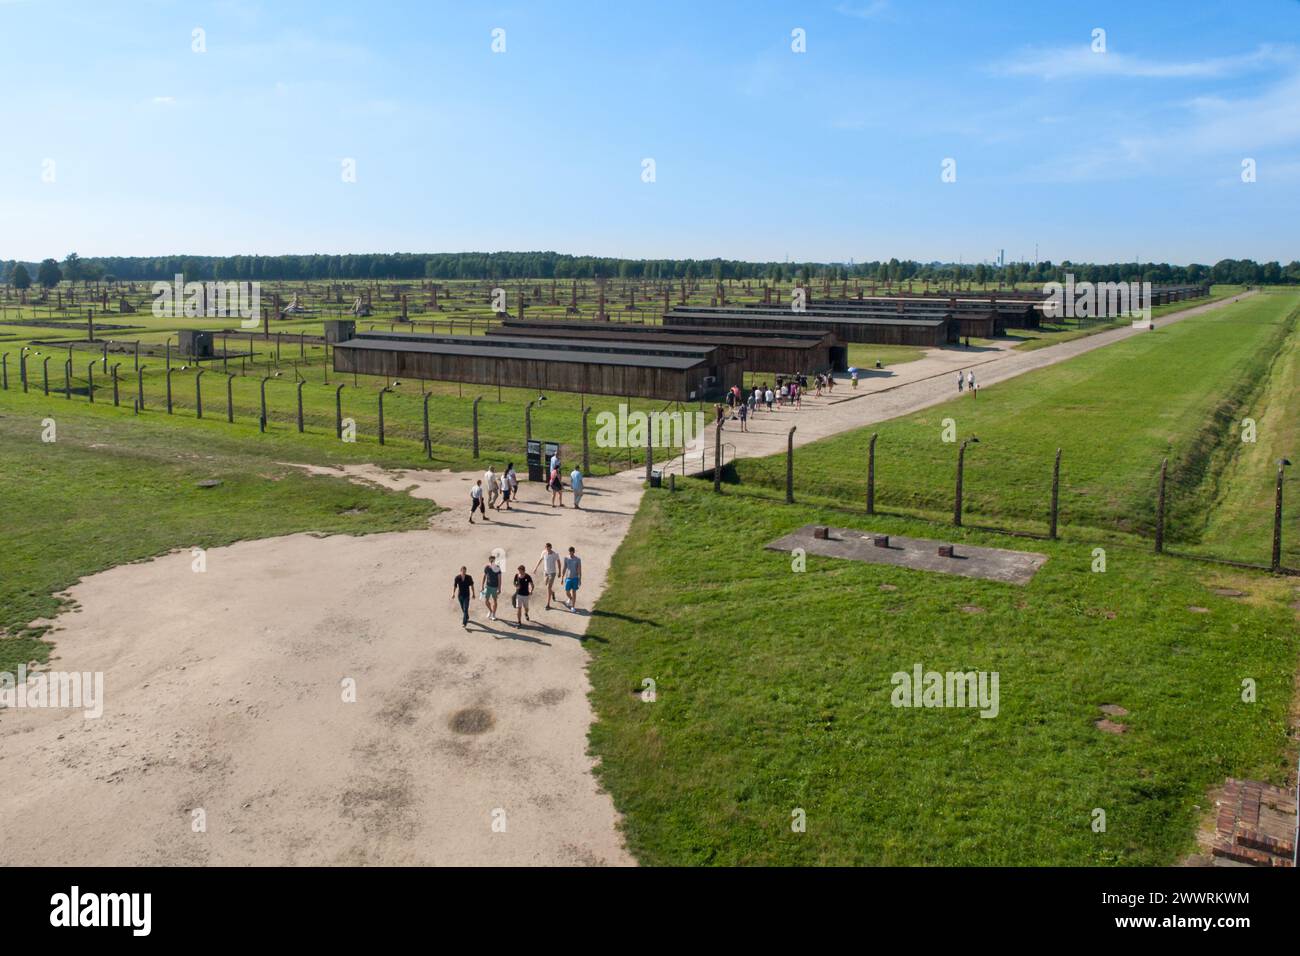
867, 432, 878, 514
423, 392, 432, 459
713, 420, 723, 493
1155, 457, 1167, 553
1050, 448, 1061, 540
582, 406, 591, 475
473, 396, 482, 459
786, 426, 796, 504
259, 376, 270, 432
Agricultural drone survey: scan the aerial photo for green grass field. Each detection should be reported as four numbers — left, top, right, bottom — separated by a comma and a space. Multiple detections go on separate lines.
733, 291, 1300, 554
582, 289, 1300, 865
583, 484, 1298, 865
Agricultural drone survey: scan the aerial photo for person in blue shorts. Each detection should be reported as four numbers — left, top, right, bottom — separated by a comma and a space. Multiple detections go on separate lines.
562, 547, 582, 611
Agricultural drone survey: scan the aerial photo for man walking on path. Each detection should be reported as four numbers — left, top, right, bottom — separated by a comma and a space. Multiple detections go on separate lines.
513, 565, 534, 625
562, 547, 582, 612
482, 553, 502, 622
484, 465, 500, 510
533, 543, 561, 610
451, 566, 475, 630
738, 400, 748, 432
570, 466, 584, 509
957, 371, 964, 393
469, 479, 488, 523
966, 370, 975, 395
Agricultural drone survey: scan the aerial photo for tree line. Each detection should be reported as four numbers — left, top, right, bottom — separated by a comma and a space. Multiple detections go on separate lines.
2, 252, 1296, 288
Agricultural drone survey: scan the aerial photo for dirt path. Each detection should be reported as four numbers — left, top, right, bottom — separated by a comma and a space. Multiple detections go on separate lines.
0, 466, 643, 865
0, 292, 1250, 866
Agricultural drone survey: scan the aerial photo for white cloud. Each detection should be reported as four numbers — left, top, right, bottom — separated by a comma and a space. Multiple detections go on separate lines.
1020, 70, 1300, 183
151, 96, 176, 105
1183, 72, 1300, 150
994, 43, 1293, 81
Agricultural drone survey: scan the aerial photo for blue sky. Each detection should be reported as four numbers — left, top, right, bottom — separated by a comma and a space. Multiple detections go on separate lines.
1, 0, 1297, 264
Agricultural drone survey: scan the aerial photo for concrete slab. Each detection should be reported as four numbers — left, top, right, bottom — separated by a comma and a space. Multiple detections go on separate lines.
765, 524, 1048, 585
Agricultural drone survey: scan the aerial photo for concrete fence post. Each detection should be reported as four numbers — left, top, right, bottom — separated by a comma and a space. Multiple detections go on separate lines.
954, 438, 979, 526
786, 426, 796, 504
473, 396, 482, 459
1155, 458, 1168, 553
1050, 448, 1061, 540
1273, 459, 1291, 572
582, 406, 591, 475
867, 432, 878, 514
423, 392, 432, 459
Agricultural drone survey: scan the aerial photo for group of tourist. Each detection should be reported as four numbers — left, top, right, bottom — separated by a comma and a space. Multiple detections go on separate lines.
470, 463, 519, 520
456, 447, 589, 631
712, 372, 864, 432
469, 453, 584, 522
956, 369, 978, 397
451, 542, 585, 630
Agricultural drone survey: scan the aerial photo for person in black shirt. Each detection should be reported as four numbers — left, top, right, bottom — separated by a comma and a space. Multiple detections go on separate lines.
513, 565, 534, 626
451, 567, 475, 630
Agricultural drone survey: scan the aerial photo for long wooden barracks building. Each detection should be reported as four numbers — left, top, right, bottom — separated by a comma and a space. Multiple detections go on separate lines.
332, 330, 739, 400
664, 306, 960, 346
489, 318, 842, 373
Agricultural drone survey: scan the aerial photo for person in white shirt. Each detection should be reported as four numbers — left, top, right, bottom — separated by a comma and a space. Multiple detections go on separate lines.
501, 463, 517, 510
484, 466, 499, 509
533, 543, 562, 609
469, 480, 488, 523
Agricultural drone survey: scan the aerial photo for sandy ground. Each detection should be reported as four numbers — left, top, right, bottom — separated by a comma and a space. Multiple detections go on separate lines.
0, 292, 1250, 866
0, 466, 643, 865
